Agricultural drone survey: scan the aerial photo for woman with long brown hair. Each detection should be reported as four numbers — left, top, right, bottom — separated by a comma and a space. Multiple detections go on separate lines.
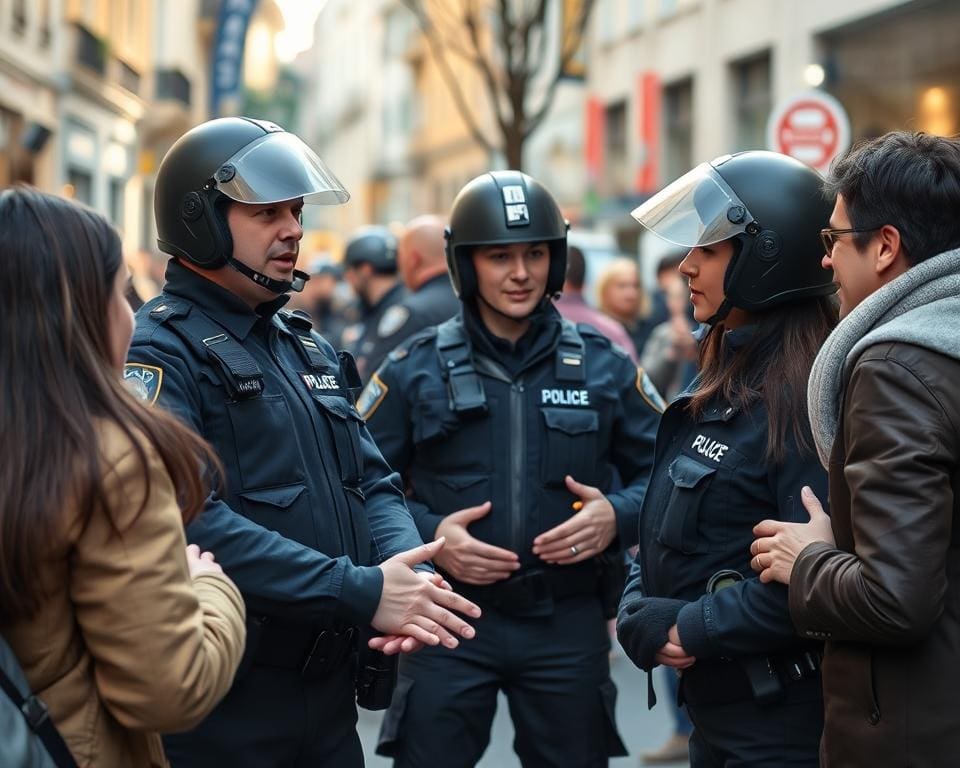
0, 187, 245, 767
616, 151, 837, 766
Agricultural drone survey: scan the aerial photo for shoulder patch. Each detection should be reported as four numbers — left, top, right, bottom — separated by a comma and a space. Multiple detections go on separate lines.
123, 363, 163, 405
356, 372, 389, 420
636, 367, 666, 413
377, 305, 410, 338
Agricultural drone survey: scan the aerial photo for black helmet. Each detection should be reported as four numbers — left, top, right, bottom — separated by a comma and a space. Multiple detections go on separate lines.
343, 226, 398, 274
154, 116, 348, 292
632, 150, 835, 320
444, 170, 569, 300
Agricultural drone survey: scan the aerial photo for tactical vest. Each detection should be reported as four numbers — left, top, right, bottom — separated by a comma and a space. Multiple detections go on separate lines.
148, 300, 372, 565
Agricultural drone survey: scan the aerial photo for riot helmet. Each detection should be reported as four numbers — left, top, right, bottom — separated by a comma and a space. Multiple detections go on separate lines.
444, 171, 569, 302
343, 226, 399, 274
632, 150, 835, 323
154, 116, 349, 294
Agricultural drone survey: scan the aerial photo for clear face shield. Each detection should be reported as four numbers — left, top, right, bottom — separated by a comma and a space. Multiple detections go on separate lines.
630, 160, 755, 247
212, 131, 350, 206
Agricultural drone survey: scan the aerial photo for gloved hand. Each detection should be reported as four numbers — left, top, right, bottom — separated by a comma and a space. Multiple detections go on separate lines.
616, 597, 687, 671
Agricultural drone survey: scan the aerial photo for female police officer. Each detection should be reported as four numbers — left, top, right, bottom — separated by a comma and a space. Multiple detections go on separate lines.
358, 171, 663, 767
616, 151, 837, 767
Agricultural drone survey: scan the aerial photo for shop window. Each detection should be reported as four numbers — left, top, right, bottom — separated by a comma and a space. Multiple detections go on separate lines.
603, 100, 629, 197
663, 78, 693, 184
109, 178, 125, 227
68, 167, 93, 206
731, 51, 772, 152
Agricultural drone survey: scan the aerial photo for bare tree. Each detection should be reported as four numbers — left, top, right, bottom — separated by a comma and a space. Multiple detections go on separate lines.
402, 0, 595, 170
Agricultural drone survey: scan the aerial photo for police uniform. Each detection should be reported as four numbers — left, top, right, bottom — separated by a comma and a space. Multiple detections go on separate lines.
126, 260, 424, 767
621, 327, 826, 766
361, 303, 663, 768
345, 280, 407, 378
357, 273, 460, 381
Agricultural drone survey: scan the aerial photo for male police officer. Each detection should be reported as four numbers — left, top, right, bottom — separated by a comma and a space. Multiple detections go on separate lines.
341, 225, 406, 377
355, 214, 460, 379
360, 171, 663, 767
125, 117, 479, 767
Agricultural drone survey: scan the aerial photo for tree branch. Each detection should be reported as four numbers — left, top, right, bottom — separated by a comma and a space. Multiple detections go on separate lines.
401, 0, 495, 154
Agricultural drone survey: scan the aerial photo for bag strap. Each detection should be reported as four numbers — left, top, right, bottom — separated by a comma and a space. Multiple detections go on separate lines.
0, 665, 77, 768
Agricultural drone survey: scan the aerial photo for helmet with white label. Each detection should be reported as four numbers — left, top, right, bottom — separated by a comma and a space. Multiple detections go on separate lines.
444, 171, 569, 300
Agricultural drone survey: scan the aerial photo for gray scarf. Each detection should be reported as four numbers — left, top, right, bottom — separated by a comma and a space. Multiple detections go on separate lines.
807, 247, 960, 467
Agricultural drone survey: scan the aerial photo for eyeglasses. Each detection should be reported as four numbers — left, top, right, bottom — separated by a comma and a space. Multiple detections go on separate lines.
820, 226, 882, 254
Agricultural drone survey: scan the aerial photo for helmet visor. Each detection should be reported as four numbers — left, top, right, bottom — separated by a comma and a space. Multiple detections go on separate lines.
630, 161, 754, 247
214, 132, 349, 205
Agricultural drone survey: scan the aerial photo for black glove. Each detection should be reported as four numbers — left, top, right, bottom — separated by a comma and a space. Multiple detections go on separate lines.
616, 597, 687, 671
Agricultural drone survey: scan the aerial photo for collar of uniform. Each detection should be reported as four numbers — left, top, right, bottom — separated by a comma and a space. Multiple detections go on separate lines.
723, 324, 758, 349
163, 259, 276, 341
464, 300, 562, 374
365, 281, 405, 316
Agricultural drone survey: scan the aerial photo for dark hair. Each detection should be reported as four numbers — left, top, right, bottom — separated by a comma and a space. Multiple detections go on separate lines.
689, 295, 838, 463
0, 186, 220, 623
565, 245, 586, 289
656, 252, 684, 276
825, 131, 960, 264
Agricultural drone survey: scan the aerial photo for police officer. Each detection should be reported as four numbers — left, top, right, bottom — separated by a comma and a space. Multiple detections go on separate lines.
340, 225, 406, 377
359, 171, 663, 767
616, 151, 836, 767
354, 214, 460, 380
125, 117, 480, 767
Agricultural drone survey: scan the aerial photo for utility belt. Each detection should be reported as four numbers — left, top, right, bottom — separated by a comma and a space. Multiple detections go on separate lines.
251, 619, 357, 682
680, 650, 822, 707
451, 565, 599, 618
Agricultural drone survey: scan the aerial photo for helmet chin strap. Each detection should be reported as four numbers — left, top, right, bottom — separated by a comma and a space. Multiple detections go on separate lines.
228, 256, 309, 294
704, 297, 733, 326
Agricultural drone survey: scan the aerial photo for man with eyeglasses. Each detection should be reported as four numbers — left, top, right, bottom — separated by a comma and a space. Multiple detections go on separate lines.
750, 131, 960, 767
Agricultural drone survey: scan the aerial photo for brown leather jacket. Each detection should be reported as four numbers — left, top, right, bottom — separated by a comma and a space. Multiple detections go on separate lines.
5, 422, 246, 767
790, 342, 960, 768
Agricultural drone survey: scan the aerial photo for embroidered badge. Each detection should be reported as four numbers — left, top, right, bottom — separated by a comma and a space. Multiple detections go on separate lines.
356, 372, 389, 420
377, 305, 410, 338
123, 364, 163, 405
636, 367, 666, 413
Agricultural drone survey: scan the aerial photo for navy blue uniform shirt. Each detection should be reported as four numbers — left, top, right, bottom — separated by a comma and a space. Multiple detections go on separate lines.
126, 261, 424, 628
359, 304, 663, 574
622, 327, 829, 661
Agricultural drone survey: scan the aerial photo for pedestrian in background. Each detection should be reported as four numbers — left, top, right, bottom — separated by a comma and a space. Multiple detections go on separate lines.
640, 262, 699, 402
361, 170, 664, 768
618, 151, 837, 767
127, 117, 479, 768
753, 131, 960, 768
598, 257, 659, 357
554, 244, 639, 361
0, 186, 246, 768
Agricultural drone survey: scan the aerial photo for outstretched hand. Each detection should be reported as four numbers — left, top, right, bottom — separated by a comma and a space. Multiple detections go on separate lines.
373, 538, 481, 651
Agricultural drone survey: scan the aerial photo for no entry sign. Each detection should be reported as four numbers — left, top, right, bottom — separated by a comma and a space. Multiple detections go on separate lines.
766, 90, 851, 173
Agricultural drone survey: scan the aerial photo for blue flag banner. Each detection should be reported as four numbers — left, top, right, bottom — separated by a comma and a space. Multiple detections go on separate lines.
210, 0, 259, 116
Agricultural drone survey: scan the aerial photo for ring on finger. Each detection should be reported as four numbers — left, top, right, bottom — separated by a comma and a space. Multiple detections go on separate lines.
570, 545, 579, 556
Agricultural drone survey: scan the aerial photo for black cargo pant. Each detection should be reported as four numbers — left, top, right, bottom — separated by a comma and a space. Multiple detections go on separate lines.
377, 594, 626, 768
163, 662, 363, 768
685, 677, 823, 768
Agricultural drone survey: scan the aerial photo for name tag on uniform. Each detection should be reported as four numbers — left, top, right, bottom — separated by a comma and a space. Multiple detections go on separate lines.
541, 388, 590, 406
691, 433, 729, 463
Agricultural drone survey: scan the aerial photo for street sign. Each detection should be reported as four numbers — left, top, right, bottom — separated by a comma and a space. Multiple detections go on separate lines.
766, 90, 851, 173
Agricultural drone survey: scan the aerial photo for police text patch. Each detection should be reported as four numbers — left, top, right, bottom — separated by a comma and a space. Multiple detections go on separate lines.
123, 363, 163, 405
541, 388, 590, 406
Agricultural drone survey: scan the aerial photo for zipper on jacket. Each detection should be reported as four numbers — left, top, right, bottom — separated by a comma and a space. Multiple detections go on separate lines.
510, 380, 526, 554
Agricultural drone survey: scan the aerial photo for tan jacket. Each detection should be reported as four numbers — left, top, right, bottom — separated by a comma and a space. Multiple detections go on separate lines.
4, 421, 246, 767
